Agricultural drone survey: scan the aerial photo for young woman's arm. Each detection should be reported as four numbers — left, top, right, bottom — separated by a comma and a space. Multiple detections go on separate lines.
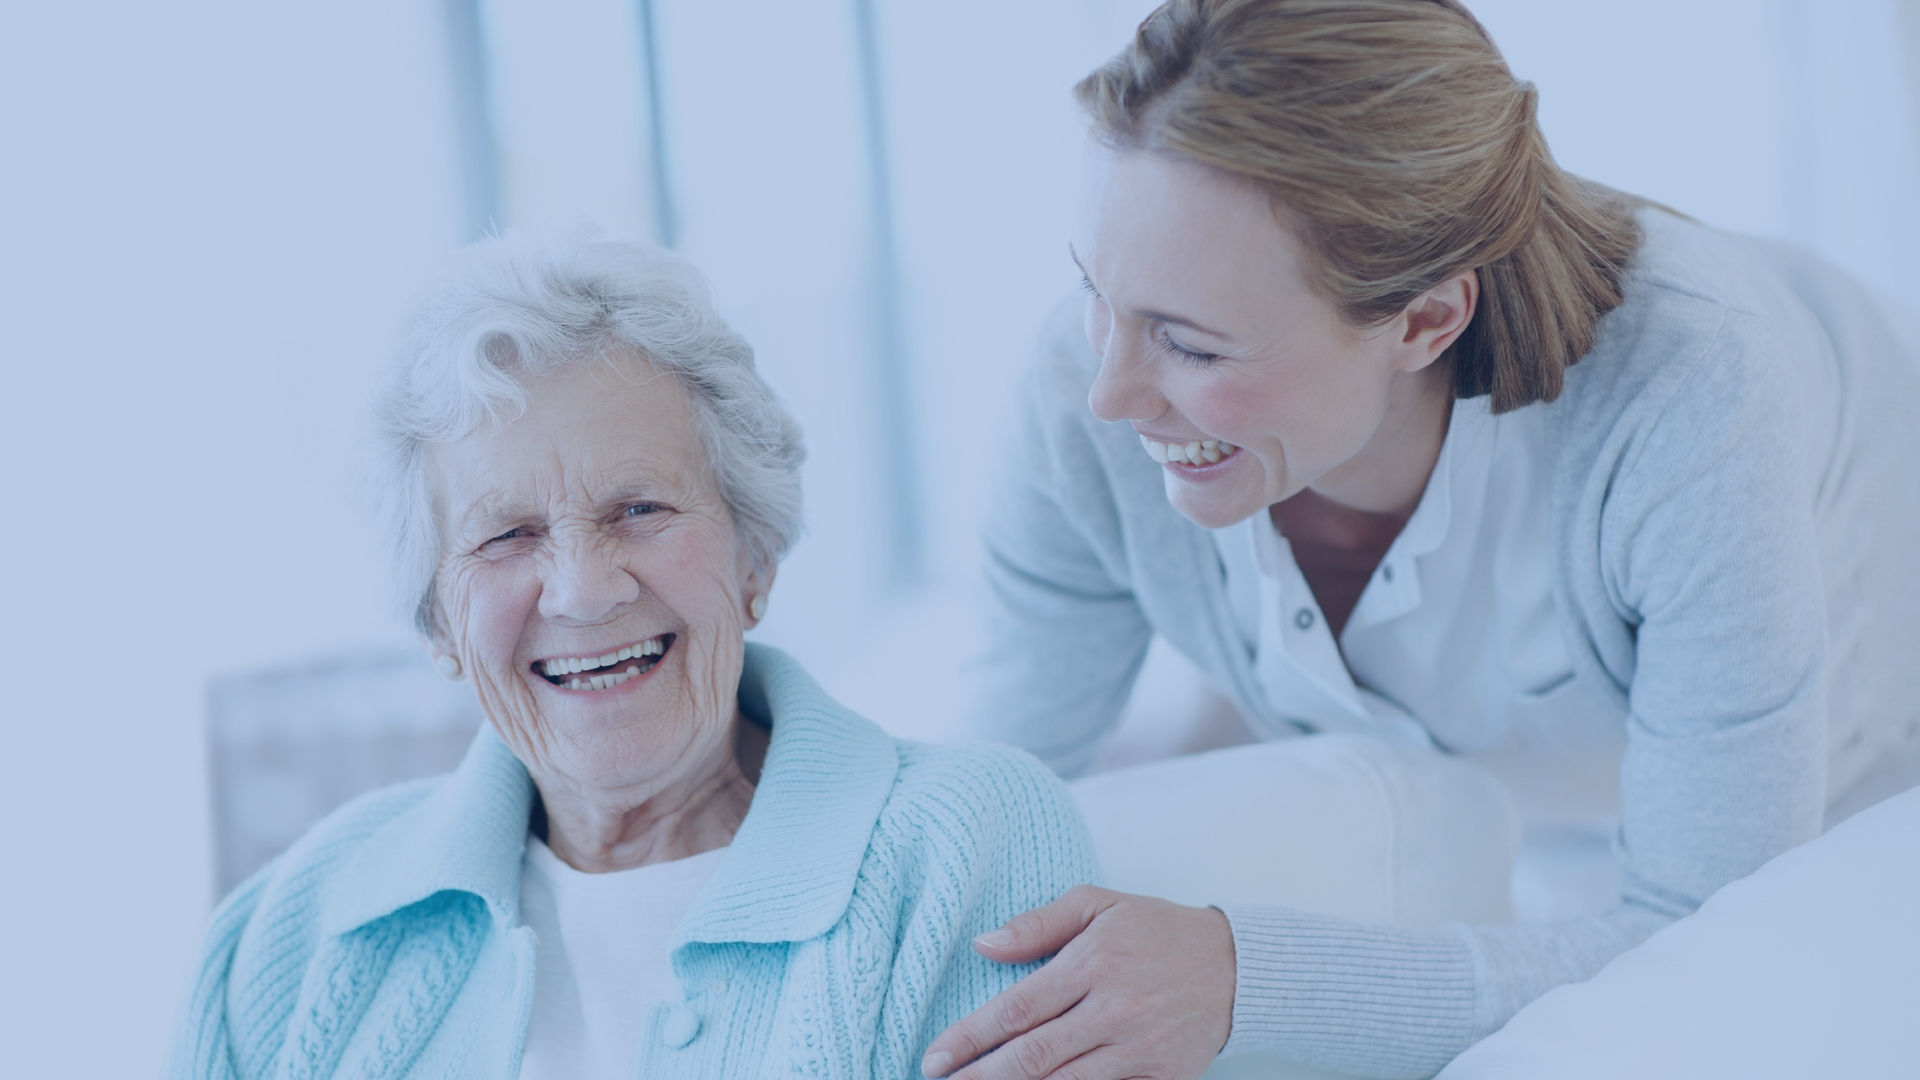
962, 304, 1158, 777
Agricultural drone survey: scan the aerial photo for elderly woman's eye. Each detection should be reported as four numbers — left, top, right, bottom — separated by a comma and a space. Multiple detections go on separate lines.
487, 527, 525, 543
623, 503, 663, 518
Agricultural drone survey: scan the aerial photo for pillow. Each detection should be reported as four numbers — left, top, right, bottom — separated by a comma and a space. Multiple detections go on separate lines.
1067, 734, 1521, 927
1439, 783, 1920, 1079
1068, 735, 1523, 1080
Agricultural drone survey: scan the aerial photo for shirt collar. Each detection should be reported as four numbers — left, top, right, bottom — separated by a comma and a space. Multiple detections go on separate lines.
1391, 395, 1482, 560
1345, 395, 1492, 631
320, 643, 899, 945
1236, 395, 1485, 579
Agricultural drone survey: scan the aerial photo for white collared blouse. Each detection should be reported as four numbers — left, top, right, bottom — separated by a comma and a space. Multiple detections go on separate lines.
1214, 395, 1626, 819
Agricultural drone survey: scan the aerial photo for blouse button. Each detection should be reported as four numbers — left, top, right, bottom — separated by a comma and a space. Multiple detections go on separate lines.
662, 1004, 701, 1048
1294, 608, 1315, 630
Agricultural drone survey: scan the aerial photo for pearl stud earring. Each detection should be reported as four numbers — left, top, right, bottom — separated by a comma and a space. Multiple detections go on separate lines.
749, 595, 768, 621
434, 654, 462, 680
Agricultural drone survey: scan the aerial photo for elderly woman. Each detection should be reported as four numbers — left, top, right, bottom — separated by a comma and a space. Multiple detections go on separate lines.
170, 235, 1098, 1080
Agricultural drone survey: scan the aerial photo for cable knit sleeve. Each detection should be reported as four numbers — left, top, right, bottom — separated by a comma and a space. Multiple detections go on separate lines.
846, 742, 1104, 1080
166, 778, 450, 1080
167, 869, 271, 1080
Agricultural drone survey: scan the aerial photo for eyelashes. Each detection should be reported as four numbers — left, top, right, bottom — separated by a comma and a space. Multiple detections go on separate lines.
1080, 272, 1219, 364
477, 502, 666, 552
1157, 333, 1219, 364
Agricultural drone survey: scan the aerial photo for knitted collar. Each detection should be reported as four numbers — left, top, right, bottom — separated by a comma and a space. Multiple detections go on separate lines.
320, 642, 900, 945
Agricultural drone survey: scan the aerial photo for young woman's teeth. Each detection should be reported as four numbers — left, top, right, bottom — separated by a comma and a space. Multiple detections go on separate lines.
1141, 436, 1237, 465
542, 636, 665, 689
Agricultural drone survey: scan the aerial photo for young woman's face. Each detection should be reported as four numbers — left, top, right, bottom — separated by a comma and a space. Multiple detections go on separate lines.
1072, 143, 1446, 528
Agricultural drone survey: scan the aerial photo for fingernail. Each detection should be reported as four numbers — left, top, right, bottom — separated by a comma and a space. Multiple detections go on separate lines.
921, 1050, 952, 1077
974, 929, 1013, 949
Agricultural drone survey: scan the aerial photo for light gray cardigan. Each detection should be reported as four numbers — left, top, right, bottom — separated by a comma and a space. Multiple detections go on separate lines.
964, 210, 1920, 1077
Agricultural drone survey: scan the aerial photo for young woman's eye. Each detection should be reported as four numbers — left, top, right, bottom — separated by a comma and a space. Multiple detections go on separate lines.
1079, 273, 1098, 296
1158, 332, 1219, 364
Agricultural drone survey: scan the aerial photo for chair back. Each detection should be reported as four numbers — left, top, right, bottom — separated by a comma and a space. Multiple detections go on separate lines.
206, 649, 482, 896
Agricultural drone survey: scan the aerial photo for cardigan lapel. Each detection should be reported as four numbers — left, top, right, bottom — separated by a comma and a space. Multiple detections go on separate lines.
320, 723, 535, 937
674, 642, 900, 946
316, 643, 895, 947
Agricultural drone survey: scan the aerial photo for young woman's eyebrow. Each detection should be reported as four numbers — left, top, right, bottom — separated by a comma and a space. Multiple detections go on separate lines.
1069, 242, 1231, 339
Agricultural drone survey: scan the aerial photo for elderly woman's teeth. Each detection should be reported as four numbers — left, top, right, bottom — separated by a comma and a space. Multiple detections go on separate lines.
1139, 435, 1236, 465
543, 637, 666, 680
568, 666, 643, 692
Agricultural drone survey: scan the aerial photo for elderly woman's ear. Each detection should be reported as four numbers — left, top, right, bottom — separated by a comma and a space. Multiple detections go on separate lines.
424, 600, 464, 681
743, 564, 776, 628
427, 634, 464, 681
431, 649, 463, 681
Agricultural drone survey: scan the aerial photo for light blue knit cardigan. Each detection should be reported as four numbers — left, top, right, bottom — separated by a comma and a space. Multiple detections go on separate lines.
171, 644, 1100, 1079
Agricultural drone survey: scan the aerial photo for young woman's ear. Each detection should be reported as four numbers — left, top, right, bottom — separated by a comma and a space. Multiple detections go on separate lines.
1396, 269, 1480, 372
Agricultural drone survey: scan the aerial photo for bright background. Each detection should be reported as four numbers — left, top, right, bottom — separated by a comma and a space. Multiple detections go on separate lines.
3, 0, 1917, 1073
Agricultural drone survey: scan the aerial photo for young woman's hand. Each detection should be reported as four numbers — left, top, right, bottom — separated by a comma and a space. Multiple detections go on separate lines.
922, 885, 1236, 1080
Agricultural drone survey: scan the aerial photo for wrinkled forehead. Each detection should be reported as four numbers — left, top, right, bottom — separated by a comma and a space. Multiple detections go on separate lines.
427, 359, 710, 528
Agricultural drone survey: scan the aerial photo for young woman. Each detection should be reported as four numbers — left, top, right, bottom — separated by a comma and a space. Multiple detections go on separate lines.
925, 1, 1920, 1077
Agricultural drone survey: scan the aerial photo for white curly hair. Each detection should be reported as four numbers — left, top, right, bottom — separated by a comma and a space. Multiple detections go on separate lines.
372, 231, 806, 634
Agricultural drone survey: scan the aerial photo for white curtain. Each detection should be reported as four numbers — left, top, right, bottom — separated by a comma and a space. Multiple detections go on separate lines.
468, 0, 1920, 735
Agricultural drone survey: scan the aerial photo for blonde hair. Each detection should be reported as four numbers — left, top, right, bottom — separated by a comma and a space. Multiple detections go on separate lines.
1076, 0, 1644, 411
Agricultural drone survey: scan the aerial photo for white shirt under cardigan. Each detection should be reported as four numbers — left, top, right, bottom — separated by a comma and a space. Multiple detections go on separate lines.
965, 208, 1920, 1077
517, 839, 726, 1080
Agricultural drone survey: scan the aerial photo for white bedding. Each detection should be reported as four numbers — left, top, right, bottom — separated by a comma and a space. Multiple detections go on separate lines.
1072, 738, 1920, 1078
1070, 735, 1522, 1080
1440, 783, 1920, 1078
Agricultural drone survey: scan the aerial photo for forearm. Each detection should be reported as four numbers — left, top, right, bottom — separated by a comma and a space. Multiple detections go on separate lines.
1217, 904, 1672, 1078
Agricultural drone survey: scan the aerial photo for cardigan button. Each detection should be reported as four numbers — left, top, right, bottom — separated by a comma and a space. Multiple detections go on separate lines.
663, 1004, 701, 1048
1293, 608, 1315, 630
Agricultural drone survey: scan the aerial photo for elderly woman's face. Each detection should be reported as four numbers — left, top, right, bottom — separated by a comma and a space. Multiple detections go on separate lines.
427, 360, 761, 794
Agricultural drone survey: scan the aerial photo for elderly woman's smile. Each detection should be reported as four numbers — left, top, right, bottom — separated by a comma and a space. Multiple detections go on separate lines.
430, 360, 768, 871
534, 634, 668, 691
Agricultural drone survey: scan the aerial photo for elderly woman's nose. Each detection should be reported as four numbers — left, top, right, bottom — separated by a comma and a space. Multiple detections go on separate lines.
1087, 329, 1165, 424
537, 535, 641, 622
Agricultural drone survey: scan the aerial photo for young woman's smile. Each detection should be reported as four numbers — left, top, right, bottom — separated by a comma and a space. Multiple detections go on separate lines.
1073, 141, 1473, 527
